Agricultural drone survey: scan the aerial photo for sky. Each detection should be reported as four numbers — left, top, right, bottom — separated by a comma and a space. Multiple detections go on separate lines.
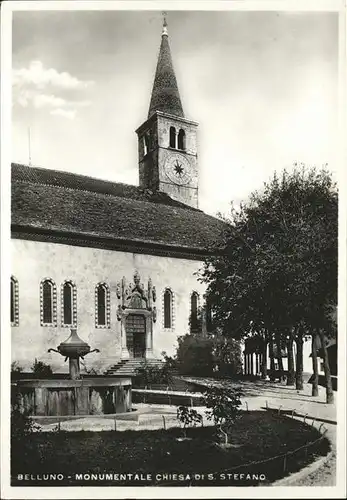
12, 9, 339, 216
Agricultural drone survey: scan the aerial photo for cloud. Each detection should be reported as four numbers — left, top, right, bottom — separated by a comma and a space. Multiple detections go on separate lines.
50, 108, 76, 120
17, 89, 67, 109
12, 60, 93, 118
13, 60, 94, 90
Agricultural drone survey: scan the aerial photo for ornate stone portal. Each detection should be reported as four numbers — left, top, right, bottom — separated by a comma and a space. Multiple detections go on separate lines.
116, 271, 156, 359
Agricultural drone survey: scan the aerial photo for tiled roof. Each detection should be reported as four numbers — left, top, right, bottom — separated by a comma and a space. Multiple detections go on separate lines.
11, 163, 227, 254
148, 29, 184, 119
12, 163, 191, 208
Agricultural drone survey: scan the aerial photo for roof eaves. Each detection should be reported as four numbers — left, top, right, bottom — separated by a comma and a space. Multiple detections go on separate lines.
11, 223, 223, 256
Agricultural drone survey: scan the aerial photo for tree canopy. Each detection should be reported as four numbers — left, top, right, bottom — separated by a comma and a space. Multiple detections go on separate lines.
200, 165, 337, 400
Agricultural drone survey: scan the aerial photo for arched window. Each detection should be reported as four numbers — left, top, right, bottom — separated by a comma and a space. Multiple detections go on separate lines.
143, 133, 151, 156
11, 276, 19, 326
40, 278, 57, 326
95, 282, 110, 328
61, 280, 77, 327
143, 136, 148, 156
163, 289, 173, 329
178, 129, 186, 150
169, 126, 176, 148
190, 291, 199, 333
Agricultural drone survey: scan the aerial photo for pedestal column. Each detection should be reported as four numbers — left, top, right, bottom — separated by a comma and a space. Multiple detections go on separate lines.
121, 320, 130, 359
69, 358, 80, 380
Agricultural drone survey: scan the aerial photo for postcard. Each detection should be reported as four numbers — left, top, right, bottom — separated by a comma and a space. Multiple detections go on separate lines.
1, 1, 346, 499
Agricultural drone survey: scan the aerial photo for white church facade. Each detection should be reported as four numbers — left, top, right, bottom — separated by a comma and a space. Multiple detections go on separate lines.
11, 20, 227, 374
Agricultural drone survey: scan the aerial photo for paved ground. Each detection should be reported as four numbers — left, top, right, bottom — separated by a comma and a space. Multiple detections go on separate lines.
293, 451, 336, 486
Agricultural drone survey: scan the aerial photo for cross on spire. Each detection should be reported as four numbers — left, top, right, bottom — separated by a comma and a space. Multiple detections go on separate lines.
162, 12, 168, 36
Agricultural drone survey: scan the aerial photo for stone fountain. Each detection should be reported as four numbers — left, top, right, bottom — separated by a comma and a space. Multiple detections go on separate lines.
12, 329, 132, 417
48, 328, 100, 380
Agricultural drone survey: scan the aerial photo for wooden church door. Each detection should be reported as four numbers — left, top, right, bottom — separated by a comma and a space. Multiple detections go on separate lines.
125, 314, 146, 358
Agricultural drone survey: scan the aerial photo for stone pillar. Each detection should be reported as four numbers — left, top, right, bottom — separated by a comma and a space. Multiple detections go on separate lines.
69, 358, 80, 380
145, 328, 153, 359
250, 353, 254, 376
121, 320, 129, 359
34, 387, 47, 416
75, 386, 89, 415
145, 315, 154, 359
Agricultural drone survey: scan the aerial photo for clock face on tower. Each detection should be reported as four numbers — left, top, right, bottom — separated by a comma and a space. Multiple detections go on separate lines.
164, 153, 192, 186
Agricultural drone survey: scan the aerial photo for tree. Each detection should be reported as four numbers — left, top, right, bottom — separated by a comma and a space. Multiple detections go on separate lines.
316, 306, 336, 404
274, 334, 285, 380
286, 330, 295, 386
201, 165, 337, 403
311, 331, 319, 397
295, 331, 304, 390
176, 406, 203, 439
31, 358, 53, 378
203, 385, 243, 446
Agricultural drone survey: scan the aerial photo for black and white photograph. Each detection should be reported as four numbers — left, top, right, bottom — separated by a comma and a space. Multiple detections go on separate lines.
1, 1, 346, 498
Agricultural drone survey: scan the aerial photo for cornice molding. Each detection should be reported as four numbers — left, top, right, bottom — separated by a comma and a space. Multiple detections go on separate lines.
11, 226, 222, 261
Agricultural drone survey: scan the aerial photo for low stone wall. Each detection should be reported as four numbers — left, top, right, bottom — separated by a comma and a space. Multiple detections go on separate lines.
11, 377, 132, 416
132, 389, 204, 406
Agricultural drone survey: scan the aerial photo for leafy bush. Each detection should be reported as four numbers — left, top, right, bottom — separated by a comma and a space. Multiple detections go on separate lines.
31, 358, 53, 378
134, 361, 173, 387
176, 405, 203, 438
11, 396, 42, 471
11, 361, 23, 376
174, 331, 242, 379
161, 351, 177, 370
11, 406, 40, 440
11, 390, 40, 441
212, 334, 243, 378
203, 385, 243, 446
175, 334, 215, 377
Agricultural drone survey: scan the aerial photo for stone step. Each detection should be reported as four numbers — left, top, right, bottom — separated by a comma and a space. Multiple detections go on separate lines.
109, 360, 162, 367
105, 358, 164, 377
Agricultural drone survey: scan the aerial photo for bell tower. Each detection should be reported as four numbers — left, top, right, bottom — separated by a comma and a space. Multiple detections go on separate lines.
136, 17, 199, 209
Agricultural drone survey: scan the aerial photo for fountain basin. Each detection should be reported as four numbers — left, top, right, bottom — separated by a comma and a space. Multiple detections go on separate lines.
12, 376, 132, 416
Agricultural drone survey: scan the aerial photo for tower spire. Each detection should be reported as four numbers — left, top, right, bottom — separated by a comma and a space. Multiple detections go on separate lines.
147, 15, 184, 119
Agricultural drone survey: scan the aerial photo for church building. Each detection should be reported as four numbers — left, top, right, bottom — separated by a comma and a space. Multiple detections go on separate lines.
11, 19, 227, 375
